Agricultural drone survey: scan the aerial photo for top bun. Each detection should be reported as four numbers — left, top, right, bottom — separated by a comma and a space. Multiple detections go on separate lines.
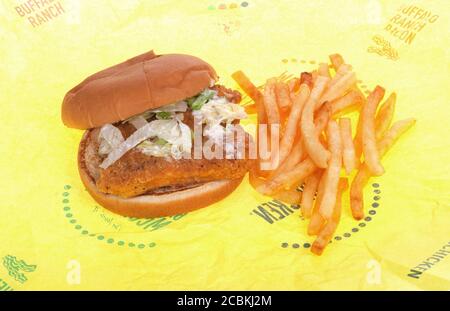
61, 51, 218, 129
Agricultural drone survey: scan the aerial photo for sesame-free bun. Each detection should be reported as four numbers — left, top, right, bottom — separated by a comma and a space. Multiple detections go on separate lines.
62, 51, 218, 129
78, 131, 243, 218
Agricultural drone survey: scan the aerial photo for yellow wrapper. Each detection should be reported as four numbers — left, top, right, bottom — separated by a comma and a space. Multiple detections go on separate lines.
0, 0, 449, 290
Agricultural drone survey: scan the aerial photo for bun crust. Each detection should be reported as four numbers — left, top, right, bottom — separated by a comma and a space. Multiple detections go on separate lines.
77, 131, 243, 218
62, 51, 217, 129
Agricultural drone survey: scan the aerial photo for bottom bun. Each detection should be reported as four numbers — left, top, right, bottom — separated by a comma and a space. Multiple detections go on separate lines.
78, 132, 243, 218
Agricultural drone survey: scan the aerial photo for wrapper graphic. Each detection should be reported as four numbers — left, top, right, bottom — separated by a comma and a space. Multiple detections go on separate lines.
0, 0, 449, 290
2, 255, 37, 284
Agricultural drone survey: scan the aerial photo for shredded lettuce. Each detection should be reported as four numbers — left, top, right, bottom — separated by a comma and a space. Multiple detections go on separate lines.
123, 111, 154, 124
138, 120, 192, 159
98, 90, 246, 166
156, 111, 172, 120
192, 98, 247, 146
124, 101, 187, 126
100, 119, 193, 168
100, 122, 155, 169
150, 101, 187, 113
138, 140, 171, 157
193, 100, 247, 127
155, 138, 168, 146
128, 116, 148, 129
97, 124, 124, 156
187, 89, 216, 110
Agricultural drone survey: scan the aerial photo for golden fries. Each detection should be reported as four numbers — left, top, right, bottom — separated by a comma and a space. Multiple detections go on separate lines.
300, 72, 313, 90
377, 118, 416, 156
350, 118, 416, 219
362, 86, 386, 176
288, 78, 300, 93
300, 170, 322, 218
278, 85, 309, 165
261, 158, 317, 195
231, 70, 263, 104
263, 79, 280, 125
375, 92, 396, 140
314, 103, 331, 134
308, 172, 327, 235
242, 53, 415, 255
311, 70, 319, 83
275, 82, 292, 112
320, 71, 357, 106
318, 120, 342, 220
353, 104, 364, 163
311, 178, 348, 255
301, 76, 331, 168
349, 166, 370, 220
262, 79, 281, 170
231, 70, 268, 173
326, 64, 353, 90
330, 90, 364, 117
272, 188, 302, 205
270, 140, 304, 179
318, 63, 331, 78
339, 118, 357, 175
308, 212, 325, 236
329, 53, 345, 71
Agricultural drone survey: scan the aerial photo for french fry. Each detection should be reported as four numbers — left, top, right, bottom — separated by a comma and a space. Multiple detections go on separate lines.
353, 103, 364, 163
262, 79, 281, 170
263, 78, 280, 125
375, 92, 396, 140
244, 104, 257, 114
311, 70, 319, 84
300, 170, 323, 218
314, 103, 331, 134
377, 118, 416, 156
255, 96, 268, 175
249, 167, 266, 189
350, 118, 416, 219
319, 120, 342, 220
362, 86, 385, 176
300, 72, 313, 90
261, 158, 317, 195
269, 140, 305, 180
288, 78, 301, 93
275, 82, 292, 112
339, 118, 357, 175
349, 166, 370, 220
272, 188, 302, 205
311, 178, 348, 255
300, 76, 331, 168
327, 64, 353, 88
249, 162, 271, 197
308, 172, 327, 235
278, 85, 310, 165
233, 71, 269, 174
231, 70, 262, 103
308, 213, 325, 236
329, 54, 345, 71
256, 98, 268, 125
246, 53, 416, 256
330, 90, 364, 117
319, 71, 356, 108
318, 63, 331, 78
231, 70, 262, 115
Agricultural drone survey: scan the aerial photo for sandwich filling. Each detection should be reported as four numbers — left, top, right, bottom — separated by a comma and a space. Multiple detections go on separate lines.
83, 85, 253, 198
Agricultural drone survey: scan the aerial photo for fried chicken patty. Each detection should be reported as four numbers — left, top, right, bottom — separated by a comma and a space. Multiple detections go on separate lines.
84, 128, 252, 198
98, 149, 250, 198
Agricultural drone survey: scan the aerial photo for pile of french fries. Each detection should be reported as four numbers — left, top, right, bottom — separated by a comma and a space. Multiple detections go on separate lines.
232, 54, 416, 255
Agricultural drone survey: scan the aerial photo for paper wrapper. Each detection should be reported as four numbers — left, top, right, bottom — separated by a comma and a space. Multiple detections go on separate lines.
0, 0, 449, 290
